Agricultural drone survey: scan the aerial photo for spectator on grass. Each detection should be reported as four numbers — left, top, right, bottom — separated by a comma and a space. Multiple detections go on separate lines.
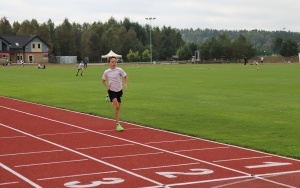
38, 63, 46, 69
102, 56, 128, 131
83, 58, 88, 68
244, 56, 248, 65
76, 61, 84, 76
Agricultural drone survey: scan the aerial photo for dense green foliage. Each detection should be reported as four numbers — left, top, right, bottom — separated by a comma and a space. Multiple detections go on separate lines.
1, 63, 299, 159
0, 16, 185, 62
179, 28, 300, 56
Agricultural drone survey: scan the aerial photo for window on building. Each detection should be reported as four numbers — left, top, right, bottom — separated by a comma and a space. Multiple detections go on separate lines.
32, 43, 35, 48
38, 43, 41, 48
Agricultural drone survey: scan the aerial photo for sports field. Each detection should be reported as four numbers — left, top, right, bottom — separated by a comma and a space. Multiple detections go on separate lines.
1, 63, 299, 159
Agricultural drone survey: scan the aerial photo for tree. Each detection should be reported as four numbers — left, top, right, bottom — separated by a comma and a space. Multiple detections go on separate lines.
217, 34, 233, 60
280, 39, 299, 57
232, 35, 255, 62
177, 44, 192, 60
54, 19, 77, 56
88, 30, 101, 62
127, 49, 140, 62
0, 17, 13, 35
272, 37, 283, 55
199, 37, 220, 60
141, 49, 150, 62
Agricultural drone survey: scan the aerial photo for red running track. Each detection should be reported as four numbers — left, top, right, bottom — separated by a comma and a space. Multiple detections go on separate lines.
1, 96, 300, 188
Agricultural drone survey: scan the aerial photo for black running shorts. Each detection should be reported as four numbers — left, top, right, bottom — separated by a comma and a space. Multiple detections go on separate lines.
108, 90, 123, 103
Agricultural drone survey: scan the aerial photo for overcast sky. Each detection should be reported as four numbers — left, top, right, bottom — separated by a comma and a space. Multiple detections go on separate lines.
1, 0, 299, 32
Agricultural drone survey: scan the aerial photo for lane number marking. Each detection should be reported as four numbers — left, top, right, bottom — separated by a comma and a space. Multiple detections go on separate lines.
156, 168, 213, 178
64, 178, 124, 188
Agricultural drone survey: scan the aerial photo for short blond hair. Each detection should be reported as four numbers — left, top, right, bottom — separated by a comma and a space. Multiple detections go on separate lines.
108, 56, 116, 63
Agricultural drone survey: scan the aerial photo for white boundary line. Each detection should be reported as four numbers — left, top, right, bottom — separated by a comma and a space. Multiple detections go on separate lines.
15, 159, 89, 168
175, 146, 230, 153
37, 171, 118, 181
0, 182, 19, 186
213, 156, 273, 163
0, 150, 63, 157
132, 162, 200, 171
0, 163, 42, 188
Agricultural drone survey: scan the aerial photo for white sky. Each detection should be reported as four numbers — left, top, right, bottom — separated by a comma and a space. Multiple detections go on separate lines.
1, 0, 299, 32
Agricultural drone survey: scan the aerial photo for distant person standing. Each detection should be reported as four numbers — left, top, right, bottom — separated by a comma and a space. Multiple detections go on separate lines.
76, 61, 84, 76
260, 56, 264, 63
244, 56, 248, 65
102, 56, 128, 131
83, 58, 88, 68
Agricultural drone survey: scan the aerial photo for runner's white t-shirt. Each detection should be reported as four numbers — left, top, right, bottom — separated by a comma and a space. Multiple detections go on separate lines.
102, 67, 127, 92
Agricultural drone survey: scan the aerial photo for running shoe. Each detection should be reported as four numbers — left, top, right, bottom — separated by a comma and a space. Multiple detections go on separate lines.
116, 123, 124, 131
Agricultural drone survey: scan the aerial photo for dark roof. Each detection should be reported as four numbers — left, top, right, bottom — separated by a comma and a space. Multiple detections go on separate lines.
0, 35, 49, 49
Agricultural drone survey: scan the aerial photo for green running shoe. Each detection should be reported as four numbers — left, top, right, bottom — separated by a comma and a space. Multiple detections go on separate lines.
105, 95, 110, 102
116, 124, 124, 131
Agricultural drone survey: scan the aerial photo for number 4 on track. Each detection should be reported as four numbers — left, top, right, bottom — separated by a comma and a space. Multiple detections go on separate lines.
156, 168, 213, 178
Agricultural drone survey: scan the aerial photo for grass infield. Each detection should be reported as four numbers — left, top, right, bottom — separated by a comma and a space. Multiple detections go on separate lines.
1, 63, 299, 159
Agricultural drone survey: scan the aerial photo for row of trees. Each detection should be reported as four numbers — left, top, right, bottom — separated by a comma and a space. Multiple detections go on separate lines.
0, 17, 184, 62
1, 16, 299, 63
177, 34, 299, 62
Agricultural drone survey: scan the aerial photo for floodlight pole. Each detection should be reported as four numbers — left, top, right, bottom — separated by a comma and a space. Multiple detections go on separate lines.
145, 17, 156, 63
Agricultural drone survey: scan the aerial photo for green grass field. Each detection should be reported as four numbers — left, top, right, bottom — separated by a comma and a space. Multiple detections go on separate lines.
1, 63, 300, 159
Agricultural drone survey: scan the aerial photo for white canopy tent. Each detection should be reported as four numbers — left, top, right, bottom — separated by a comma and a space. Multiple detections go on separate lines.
101, 50, 122, 58
101, 50, 122, 63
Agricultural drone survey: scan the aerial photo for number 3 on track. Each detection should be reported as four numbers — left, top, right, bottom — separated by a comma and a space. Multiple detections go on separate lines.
156, 168, 213, 178
64, 178, 124, 188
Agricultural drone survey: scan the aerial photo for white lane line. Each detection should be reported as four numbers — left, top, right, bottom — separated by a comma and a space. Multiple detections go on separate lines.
0, 136, 27, 139
166, 174, 298, 188
175, 146, 230, 153
37, 171, 117, 181
145, 138, 196, 144
15, 159, 88, 168
0, 181, 19, 186
0, 150, 63, 157
211, 177, 257, 188
214, 156, 272, 163
256, 170, 300, 178
99, 127, 145, 132
166, 175, 251, 188
102, 152, 164, 159
0, 163, 42, 188
37, 131, 88, 137
0, 122, 164, 186
77, 143, 135, 150
132, 162, 200, 171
